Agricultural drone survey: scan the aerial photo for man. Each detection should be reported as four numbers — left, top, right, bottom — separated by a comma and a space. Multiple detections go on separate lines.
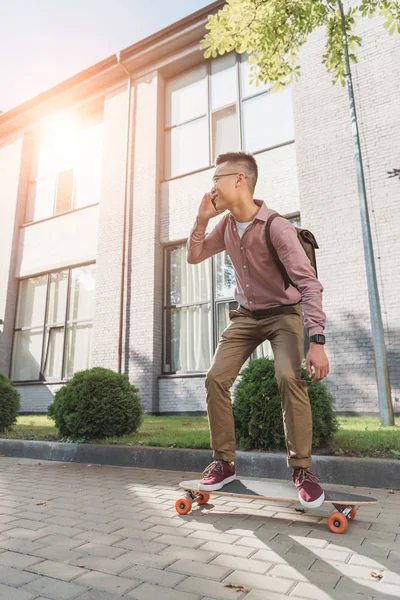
187, 152, 330, 508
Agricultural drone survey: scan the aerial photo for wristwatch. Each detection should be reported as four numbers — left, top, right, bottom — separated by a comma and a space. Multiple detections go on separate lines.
309, 334, 325, 345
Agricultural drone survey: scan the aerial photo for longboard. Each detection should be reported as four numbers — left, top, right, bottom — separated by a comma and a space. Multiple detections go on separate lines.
176, 478, 377, 534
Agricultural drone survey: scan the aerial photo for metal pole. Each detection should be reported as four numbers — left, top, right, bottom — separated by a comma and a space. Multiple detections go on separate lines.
337, 0, 394, 425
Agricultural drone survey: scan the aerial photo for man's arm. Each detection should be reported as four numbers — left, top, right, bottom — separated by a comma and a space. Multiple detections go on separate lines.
270, 219, 326, 337
187, 193, 227, 264
270, 218, 329, 382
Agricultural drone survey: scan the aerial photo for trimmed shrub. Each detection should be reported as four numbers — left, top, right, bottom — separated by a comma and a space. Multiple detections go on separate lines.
0, 373, 20, 433
233, 357, 338, 451
48, 367, 143, 440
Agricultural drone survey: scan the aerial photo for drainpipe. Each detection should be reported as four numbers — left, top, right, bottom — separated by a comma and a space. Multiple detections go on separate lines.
116, 51, 133, 374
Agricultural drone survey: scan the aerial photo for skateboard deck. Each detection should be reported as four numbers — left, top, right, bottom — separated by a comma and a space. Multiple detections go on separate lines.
176, 478, 377, 534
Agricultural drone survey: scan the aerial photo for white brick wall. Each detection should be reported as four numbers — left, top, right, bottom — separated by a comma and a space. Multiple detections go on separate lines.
16, 384, 62, 413
126, 72, 164, 412
158, 377, 207, 413
91, 84, 130, 372
16, 205, 99, 277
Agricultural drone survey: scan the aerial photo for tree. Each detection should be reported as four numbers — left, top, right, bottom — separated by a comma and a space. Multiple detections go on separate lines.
201, 0, 399, 426
201, 1, 400, 88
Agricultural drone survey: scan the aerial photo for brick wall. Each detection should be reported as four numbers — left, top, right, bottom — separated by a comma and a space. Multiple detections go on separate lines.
16, 205, 99, 277
125, 72, 164, 412
91, 84, 130, 372
16, 384, 62, 413
293, 10, 400, 413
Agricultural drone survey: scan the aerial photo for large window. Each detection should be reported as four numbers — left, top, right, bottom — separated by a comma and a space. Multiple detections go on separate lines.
11, 264, 96, 382
165, 54, 294, 178
163, 247, 272, 374
25, 114, 104, 223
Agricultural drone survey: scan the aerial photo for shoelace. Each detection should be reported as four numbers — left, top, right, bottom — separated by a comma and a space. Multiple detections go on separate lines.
295, 467, 320, 485
202, 460, 224, 477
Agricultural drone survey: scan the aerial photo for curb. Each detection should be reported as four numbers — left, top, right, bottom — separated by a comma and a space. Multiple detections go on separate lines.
1, 439, 399, 490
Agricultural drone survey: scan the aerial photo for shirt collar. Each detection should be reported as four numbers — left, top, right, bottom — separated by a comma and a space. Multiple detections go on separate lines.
228, 199, 269, 223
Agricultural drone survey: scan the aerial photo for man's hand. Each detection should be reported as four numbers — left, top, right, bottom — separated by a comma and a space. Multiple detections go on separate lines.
306, 344, 330, 382
197, 192, 225, 226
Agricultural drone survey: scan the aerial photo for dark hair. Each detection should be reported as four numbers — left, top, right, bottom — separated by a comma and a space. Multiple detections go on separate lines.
215, 151, 258, 193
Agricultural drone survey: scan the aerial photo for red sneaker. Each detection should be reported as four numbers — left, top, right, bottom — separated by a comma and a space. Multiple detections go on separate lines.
198, 460, 236, 491
293, 467, 325, 508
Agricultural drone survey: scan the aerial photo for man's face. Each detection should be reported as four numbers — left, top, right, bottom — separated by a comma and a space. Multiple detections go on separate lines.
211, 162, 243, 210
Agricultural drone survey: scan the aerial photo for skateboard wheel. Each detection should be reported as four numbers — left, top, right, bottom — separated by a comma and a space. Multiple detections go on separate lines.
328, 512, 348, 534
197, 492, 210, 505
348, 507, 357, 520
175, 497, 192, 515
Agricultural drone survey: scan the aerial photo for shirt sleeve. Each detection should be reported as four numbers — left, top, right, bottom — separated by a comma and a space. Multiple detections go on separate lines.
270, 218, 326, 337
187, 215, 227, 264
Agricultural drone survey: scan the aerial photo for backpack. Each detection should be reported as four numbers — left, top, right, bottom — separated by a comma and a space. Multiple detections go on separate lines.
222, 211, 319, 291
265, 212, 319, 290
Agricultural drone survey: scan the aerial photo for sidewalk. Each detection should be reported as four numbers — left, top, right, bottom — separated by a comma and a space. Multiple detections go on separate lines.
0, 457, 399, 600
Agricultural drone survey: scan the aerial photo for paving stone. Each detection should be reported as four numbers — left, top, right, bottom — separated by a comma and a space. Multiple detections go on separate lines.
73, 592, 126, 600
158, 545, 218, 563
30, 546, 87, 564
0, 564, 39, 586
22, 574, 87, 599
74, 542, 127, 559
0, 550, 43, 568
167, 558, 232, 581
199, 541, 255, 558
210, 554, 272, 574
0, 583, 37, 600
177, 575, 249, 599
30, 534, 84, 549
72, 571, 140, 595
2, 528, 47, 541
222, 570, 294, 594
26, 559, 89, 581
127, 582, 201, 600
122, 564, 186, 586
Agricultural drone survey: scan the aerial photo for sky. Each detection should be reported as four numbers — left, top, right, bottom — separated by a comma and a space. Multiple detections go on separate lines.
0, 0, 212, 113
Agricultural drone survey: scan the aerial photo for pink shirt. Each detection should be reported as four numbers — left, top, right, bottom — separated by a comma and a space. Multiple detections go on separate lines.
187, 200, 326, 337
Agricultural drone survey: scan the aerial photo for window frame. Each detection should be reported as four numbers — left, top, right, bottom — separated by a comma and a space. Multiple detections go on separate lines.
164, 54, 295, 181
10, 262, 96, 384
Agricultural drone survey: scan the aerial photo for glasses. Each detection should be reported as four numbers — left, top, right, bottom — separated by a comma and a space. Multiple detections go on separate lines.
212, 172, 247, 184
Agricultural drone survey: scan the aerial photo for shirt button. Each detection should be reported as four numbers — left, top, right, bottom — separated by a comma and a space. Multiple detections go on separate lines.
243, 265, 247, 269
249, 301, 253, 304
246, 284, 249, 287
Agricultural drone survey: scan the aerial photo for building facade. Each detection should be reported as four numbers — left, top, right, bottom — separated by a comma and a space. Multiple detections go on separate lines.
0, 1, 399, 416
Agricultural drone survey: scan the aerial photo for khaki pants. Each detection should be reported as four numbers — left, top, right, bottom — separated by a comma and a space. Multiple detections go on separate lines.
205, 304, 312, 469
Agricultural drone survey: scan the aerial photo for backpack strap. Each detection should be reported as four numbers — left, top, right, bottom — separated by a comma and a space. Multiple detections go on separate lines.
265, 212, 293, 290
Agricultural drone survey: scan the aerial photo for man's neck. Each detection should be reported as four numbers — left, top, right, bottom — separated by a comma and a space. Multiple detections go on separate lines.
230, 197, 260, 223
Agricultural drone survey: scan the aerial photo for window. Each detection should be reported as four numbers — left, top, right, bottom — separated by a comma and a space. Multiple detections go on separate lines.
11, 264, 96, 382
25, 114, 104, 223
165, 54, 294, 178
163, 215, 301, 373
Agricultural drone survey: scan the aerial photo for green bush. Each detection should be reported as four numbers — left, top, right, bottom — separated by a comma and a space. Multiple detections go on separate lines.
0, 373, 20, 433
233, 357, 338, 451
48, 367, 144, 440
